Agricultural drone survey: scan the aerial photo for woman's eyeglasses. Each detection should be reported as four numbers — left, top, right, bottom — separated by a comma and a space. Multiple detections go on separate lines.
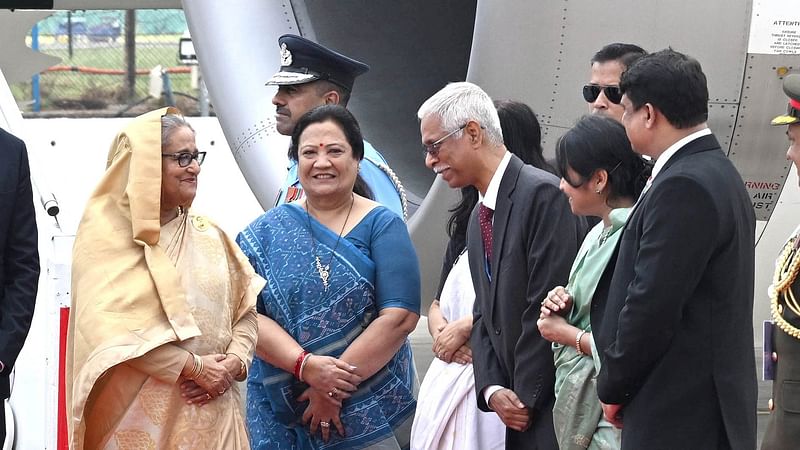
582, 84, 623, 104
162, 151, 207, 167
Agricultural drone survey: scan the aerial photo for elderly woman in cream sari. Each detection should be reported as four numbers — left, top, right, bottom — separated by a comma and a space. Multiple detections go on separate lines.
66, 107, 264, 449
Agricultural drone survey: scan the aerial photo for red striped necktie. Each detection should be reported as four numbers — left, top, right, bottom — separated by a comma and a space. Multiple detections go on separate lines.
479, 203, 494, 263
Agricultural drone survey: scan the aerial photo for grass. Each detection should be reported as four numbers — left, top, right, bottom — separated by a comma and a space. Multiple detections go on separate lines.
12, 36, 197, 113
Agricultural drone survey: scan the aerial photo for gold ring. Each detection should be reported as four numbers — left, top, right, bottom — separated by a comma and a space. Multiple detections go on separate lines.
327, 391, 335, 398
205, 393, 211, 400
218, 390, 225, 395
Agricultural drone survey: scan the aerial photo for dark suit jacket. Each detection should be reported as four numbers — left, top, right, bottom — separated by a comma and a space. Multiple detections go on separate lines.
0, 127, 39, 399
469, 155, 585, 449
595, 134, 757, 450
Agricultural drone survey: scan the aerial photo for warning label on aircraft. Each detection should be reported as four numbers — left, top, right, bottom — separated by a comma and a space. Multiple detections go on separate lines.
744, 179, 784, 220
749, 1, 800, 54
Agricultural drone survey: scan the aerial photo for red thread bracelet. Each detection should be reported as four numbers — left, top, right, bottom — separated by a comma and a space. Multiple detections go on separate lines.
293, 350, 310, 379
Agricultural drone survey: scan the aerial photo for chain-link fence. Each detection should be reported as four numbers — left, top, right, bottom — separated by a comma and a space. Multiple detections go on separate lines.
11, 9, 209, 117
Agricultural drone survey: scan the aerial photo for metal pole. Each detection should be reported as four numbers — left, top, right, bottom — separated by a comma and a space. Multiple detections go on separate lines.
67, 11, 73, 59
125, 10, 136, 102
31, 24, 41, 113
161, 70, 175, 106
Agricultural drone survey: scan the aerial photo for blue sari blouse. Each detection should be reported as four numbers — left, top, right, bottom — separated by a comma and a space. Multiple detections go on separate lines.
237, 203, 420, 450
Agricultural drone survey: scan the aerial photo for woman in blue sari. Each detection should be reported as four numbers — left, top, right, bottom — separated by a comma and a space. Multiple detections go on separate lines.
537, 115, 650, 450
238, 104, 421, 449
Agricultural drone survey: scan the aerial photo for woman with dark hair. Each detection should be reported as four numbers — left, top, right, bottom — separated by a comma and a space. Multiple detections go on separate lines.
494, 99, 555, 173
239, 104, 420, 449
537, 114, 650, 450
411, 100, 554, 449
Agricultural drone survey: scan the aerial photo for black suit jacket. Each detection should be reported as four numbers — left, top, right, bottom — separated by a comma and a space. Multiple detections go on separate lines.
595, 134, 757, 449
0, 127, 39, 399
468, 155, 585, 448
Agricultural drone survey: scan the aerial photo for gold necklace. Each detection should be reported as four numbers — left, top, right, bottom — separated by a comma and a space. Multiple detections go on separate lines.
305, 195, 355, 291
770, 235, 800, 339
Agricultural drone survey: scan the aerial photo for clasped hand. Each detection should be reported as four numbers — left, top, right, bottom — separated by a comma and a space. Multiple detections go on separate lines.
539, 286, 573, 318
302, 354, 362, 406
601, 402, 624, 429
488, 388, 531, 432
180, 353, 238, 406
537, 286, 574, 344
300, 387, 345, 443
432, 317, 472, 364
299, 355, 360, 443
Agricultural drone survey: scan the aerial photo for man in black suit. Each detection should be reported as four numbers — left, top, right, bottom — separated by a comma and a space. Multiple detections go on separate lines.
418, 82, 585, 449
0, 127, 39, 443
595, 49, 757, 449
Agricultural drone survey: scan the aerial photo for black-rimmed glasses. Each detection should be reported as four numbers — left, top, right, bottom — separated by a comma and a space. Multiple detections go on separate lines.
162, 151, 206, 167
422, 124, 467, 158
583, 84, 623, 104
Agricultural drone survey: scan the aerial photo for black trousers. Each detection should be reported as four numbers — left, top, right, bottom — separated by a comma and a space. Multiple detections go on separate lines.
1, 402, 6, 446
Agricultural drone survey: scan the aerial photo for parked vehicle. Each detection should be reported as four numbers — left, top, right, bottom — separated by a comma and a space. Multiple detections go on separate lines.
57, 17, 121, 43
88, 19, 121, 42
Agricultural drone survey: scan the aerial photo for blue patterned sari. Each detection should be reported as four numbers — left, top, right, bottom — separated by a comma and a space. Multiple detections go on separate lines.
238, 203, 418, 450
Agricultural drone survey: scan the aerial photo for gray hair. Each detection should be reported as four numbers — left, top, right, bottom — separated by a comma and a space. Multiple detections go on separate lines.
417, 82, 504, 147
161, 114, 195, 148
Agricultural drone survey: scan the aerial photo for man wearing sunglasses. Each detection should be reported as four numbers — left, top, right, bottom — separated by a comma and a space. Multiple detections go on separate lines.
266, 34, 406, 219
583, 43, 646, 122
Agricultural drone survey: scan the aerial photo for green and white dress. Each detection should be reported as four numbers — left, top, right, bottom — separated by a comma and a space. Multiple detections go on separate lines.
551, 208, 630, 450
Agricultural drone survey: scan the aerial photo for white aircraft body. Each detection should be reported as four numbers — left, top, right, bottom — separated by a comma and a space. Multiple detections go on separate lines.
1, 0, 798, 447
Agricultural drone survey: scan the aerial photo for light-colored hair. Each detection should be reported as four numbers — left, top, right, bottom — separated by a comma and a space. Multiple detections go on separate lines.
161, 114, 195, 148
417, 82, 504, 147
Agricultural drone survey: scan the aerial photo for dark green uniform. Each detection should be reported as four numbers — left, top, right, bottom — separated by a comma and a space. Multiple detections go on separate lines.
763, 229, 800, 450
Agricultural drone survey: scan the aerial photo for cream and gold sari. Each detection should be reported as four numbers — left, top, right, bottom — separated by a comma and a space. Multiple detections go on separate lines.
67, 108, 263, 450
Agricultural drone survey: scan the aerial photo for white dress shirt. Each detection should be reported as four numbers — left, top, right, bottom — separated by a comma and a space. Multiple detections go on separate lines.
651, 128, 711, 180
477, 151, 513, 408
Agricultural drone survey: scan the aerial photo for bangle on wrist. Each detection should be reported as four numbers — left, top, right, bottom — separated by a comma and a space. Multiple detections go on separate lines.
298, 353, 312, 382
575, 329, 588, 356
186, 353, 203, 380
293, 350, 310, 379
227, 353, 246, 379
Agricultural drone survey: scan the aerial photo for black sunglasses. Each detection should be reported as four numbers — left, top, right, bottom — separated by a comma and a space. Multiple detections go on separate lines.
582, 84, 623, 104
162, 151, 206, 167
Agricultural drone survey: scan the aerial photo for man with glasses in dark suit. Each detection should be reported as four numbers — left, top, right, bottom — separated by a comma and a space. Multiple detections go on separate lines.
0, 127, 39, 444
583, 43, 647, 122
418, 82, 585, 449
